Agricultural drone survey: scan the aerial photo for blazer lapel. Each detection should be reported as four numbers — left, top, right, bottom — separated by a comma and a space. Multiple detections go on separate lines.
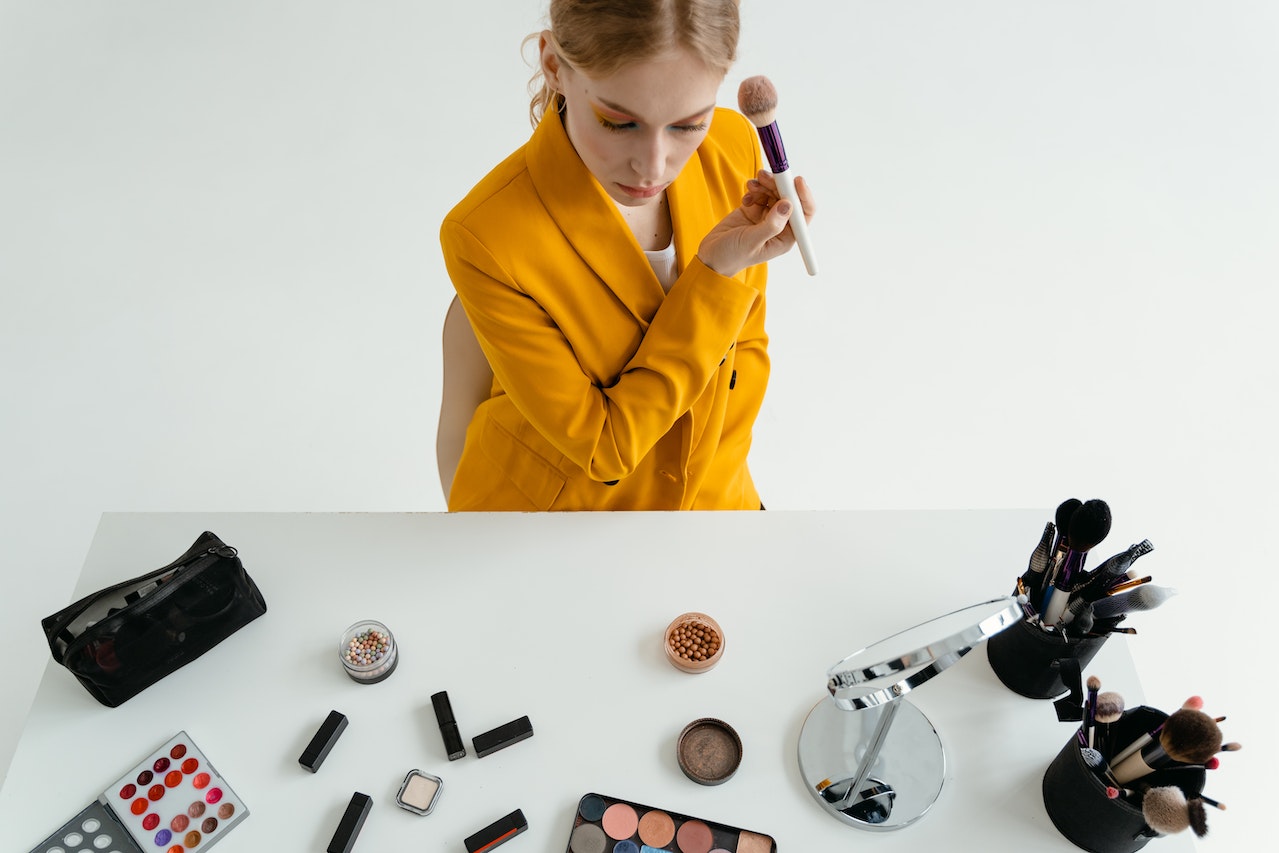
667, 147, 717, 280
527, 110, 664, 326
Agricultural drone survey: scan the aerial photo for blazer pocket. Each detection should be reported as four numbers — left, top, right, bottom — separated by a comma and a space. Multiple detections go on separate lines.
479, 417, 566, 510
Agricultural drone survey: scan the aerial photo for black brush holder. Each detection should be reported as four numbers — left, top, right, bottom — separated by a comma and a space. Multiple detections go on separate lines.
986, 616, 1107, 699
1042, 705, 1205, 853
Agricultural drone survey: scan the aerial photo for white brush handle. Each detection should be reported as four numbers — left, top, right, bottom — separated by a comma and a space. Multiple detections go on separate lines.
773, 168, 817, 276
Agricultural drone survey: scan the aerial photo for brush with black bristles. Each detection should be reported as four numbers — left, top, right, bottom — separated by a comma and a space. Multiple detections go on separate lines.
1083, 675, 1102, 748
737, 75, 818, 276
1042, 499, 1112, 626
1112, 707, 1223, 785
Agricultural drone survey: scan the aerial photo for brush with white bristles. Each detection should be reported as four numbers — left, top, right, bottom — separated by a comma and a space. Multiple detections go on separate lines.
737, 75, 817, 276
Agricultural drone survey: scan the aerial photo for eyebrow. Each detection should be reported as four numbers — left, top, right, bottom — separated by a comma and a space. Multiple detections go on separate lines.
596, 98, 716, 126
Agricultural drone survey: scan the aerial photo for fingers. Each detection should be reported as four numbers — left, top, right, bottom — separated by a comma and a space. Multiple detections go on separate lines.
793, 175, 817, 221
745, 171, 816, 222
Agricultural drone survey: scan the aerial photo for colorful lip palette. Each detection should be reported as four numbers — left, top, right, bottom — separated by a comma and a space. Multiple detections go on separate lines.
565, 793, 775, 853
28, 731, 248, 853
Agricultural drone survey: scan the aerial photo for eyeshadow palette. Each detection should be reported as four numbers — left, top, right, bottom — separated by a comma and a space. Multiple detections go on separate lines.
28, 731, 248, 853
565, 793, 776, 853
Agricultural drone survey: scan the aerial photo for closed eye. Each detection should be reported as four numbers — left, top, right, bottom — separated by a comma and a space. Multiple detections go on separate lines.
597, 115, 636, 133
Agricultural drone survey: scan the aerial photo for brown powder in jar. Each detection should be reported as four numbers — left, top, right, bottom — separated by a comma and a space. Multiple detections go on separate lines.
669, 621, 721, 662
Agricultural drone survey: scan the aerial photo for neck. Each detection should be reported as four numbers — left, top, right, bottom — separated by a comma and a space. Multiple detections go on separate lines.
616, 193, 671, 251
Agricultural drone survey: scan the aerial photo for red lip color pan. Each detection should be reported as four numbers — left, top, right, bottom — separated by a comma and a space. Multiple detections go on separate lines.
102, 731, 249, 852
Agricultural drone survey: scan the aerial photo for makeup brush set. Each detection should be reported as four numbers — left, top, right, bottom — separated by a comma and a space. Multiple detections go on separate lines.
987, 498, 1178, 700
1042, 672, 1240, 851
1016, 498, 1176, 638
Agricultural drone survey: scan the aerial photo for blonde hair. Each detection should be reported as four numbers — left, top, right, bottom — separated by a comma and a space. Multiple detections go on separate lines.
528, 0, 741, 127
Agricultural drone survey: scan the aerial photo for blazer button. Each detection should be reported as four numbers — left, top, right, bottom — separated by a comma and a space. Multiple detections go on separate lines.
729, 369, 737, 390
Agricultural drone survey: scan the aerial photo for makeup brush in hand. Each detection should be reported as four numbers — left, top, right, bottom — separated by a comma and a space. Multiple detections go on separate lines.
737, 75, 817, 275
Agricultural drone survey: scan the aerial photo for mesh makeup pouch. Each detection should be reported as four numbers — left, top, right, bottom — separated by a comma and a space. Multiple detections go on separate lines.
41, 531, 267, 707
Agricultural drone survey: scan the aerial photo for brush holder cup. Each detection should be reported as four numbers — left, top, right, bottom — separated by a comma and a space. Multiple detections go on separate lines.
797, 597, 1022, 832
986, 616, 1107, 699
1042, 706, 1204, 853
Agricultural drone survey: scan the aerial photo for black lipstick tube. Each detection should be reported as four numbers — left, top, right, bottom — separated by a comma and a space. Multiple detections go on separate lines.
431, 690, 467, 760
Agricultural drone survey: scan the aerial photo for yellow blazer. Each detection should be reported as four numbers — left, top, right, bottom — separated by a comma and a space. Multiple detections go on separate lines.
440, 106, 768, 511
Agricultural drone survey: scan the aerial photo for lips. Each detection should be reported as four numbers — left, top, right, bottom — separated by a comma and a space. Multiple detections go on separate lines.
617, 183, 667, 200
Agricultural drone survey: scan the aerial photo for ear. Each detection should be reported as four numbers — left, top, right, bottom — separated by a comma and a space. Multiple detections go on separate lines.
539, 31, 565, 92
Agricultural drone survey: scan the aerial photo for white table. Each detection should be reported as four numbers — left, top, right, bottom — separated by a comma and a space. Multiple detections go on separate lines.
0, 511, 1193, 851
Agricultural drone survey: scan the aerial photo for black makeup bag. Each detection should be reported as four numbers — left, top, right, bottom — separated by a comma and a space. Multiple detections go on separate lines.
41, 531, 267, 707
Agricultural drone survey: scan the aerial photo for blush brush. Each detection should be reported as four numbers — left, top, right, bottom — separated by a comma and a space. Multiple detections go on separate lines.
737, 75, 817, 275
1141, 786, 1209, 837
1112, 707, 1223, 785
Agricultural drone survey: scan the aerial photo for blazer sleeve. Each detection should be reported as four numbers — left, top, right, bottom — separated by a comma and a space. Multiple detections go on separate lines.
441, 220, 761, 483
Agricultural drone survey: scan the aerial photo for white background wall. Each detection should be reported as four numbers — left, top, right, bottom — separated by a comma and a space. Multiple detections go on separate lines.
2, 1, 1274, 848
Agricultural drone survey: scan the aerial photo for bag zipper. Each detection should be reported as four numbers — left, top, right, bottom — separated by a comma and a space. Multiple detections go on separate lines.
46, 534, 238, 657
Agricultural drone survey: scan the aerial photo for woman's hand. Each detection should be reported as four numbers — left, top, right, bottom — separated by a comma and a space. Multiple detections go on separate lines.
696, 170, 817, 279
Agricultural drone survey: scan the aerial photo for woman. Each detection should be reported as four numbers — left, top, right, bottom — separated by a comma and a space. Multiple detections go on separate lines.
440, 0, 815, 511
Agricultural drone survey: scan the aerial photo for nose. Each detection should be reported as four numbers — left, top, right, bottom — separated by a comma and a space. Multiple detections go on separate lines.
630, 131, 668, 184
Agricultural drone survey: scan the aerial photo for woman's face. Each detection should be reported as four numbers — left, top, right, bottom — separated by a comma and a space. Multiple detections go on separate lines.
542, 37, 723, 208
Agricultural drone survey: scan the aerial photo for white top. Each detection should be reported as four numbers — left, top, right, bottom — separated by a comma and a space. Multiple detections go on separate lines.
645, 238, 678, 292
0, 511, 1191, 852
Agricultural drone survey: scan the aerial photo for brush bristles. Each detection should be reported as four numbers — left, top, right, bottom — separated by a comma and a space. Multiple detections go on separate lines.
1160, 708, 1223, 764
737, 75, 778, 126
1188, 799, 1209, 837
1086, 675, 1101, 692
1068, 499, 1112, 552
1055, 498, 1082, 537
1142, 786, 1190, 835
1095, 691, 1125, 722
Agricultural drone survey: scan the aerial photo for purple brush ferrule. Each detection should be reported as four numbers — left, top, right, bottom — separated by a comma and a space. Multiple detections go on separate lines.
754, 121, 789, 173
